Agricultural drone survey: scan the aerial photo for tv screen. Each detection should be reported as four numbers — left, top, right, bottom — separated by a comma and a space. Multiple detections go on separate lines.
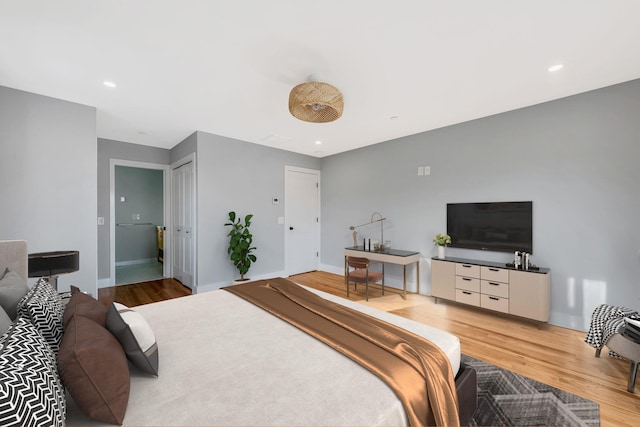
447, 201, 533, 253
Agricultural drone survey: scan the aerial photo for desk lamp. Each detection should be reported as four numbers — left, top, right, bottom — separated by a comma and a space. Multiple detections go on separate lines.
349, 212, 385, 249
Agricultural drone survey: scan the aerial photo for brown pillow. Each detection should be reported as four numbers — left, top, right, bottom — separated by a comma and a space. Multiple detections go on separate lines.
57, 314, 130, 425
63, 291, 108, 327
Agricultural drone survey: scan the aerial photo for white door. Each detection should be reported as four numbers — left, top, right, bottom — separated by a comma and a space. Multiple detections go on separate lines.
172, 161, 195, 288
285, 166, 320, 275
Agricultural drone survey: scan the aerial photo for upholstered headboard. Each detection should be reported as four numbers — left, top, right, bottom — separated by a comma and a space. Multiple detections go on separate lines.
0, 240, 28, 281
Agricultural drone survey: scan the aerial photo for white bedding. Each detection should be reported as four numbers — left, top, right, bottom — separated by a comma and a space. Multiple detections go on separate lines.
67, 284, 460, 426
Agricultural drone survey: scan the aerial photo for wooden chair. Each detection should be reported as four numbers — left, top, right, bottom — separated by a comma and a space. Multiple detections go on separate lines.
346, 256, 383, 301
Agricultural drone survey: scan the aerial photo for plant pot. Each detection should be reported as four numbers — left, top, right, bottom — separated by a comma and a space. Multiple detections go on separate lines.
438, 245, 446, 259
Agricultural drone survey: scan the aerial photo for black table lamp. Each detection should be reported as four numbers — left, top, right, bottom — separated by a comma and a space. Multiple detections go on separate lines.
28, 250, 79, 291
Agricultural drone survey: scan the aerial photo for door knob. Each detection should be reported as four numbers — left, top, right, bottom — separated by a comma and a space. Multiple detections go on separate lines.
289, 226, 294, 230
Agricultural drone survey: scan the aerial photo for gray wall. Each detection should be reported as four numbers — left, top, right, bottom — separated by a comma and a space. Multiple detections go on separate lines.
194, 131, 321, 289
0, 86, 97, 294
96, 138, 170, 280
320, 78, 640, 331
114, 166, 163, 263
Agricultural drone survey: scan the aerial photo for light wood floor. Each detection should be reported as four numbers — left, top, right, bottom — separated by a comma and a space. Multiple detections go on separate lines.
99, 271, 639, 426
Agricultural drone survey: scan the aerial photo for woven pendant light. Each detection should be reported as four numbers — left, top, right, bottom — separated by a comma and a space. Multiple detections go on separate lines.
289, 81, 344, 123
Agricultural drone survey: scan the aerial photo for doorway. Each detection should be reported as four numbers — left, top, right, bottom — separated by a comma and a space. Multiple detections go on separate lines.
284, 165, 320, 275
110, 159, 171, 286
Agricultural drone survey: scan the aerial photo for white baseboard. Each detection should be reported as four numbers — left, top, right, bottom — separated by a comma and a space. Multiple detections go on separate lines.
115, 258, 157, 267
97, 278, 112, 289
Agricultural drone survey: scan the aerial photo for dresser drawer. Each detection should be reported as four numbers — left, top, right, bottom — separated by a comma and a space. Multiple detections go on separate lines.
456, 289, 480, 307
481, 266, 509, 283
455, 263, 480, 278
455, 276, 480, 292
480, 294, 509, 314
481, 280, 509, 298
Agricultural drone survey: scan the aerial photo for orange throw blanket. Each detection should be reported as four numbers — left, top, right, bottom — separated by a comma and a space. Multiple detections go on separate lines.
224, 278, 460, 427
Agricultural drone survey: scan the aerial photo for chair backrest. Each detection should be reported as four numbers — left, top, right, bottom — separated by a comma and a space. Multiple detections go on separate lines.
347, 256, 370, 269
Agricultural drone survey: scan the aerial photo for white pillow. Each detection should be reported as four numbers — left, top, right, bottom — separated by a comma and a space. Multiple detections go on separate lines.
106, 302, 159, 376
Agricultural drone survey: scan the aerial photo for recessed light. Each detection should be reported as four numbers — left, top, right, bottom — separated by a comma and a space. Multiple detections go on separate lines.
547, 64, 564, 73
390, 116, 399, 120
315, 140, 322, 145
103, 81, 117, 88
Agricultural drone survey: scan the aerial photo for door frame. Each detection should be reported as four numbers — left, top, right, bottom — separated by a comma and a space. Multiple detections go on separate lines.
109, 159, 171, 286
284, 165, 321, 276
170, 153, 197, 289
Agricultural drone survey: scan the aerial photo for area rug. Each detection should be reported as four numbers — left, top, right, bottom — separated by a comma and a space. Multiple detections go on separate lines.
461, 355, 600, 427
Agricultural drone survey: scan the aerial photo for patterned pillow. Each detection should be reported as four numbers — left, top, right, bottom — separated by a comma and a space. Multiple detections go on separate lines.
0, 317, 66, 427
16, 278, 64, 354
106, 302, 159, 376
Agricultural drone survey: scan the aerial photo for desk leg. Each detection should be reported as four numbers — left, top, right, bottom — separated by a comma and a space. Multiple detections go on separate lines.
402, 265, 407, 300
416, 260, 420, 295
344, 256, 348, 297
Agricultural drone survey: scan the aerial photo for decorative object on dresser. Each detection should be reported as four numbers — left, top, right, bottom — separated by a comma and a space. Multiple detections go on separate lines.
433, 233, 451, 259
224, 211, 257, 281
431, 257, 551, 322
28, 250, 79, 291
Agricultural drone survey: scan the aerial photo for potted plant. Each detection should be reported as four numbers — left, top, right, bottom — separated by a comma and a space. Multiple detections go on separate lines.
224, 211, 257, 281
432, 233, 451, 259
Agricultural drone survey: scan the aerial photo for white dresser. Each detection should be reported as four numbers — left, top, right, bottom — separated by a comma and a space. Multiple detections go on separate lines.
431, 257, 550, 322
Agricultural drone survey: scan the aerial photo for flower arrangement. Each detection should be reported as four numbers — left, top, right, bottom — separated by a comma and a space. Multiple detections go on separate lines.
432, 233, 451, 247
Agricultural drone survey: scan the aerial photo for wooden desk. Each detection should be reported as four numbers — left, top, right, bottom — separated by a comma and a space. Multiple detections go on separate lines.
344, 247, 421, 299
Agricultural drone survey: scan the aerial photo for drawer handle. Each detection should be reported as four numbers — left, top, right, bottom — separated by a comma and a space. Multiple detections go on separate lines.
489, 296, 500, 301
489, 268, 499, 272
462, 265, 472, 268
462, 291, 472, 295
462, 277, 472, 281
488, 282, 500, 286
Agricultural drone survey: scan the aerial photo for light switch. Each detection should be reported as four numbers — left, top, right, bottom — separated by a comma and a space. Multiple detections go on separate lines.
417, 166, 424, 176
97, 217, 105, 226
277, 217, 284, 225
120, 196, 126, 202
424, 166, 431, 175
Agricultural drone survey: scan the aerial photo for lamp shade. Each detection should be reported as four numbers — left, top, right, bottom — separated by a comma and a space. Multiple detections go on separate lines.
28, 250, 79, 278
289, 82, 344, 123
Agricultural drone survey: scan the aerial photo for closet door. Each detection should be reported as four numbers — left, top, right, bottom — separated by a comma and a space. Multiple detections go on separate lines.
172, 161, 195, 288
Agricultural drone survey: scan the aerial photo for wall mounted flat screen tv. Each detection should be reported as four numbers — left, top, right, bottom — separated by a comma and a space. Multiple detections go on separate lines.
447, 201, 533, 253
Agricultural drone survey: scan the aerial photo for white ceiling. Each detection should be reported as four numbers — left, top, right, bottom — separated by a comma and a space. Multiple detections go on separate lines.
2, 1, 640, 158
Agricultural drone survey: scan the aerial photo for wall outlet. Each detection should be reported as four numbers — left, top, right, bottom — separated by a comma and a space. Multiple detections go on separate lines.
423, 166, 431, 175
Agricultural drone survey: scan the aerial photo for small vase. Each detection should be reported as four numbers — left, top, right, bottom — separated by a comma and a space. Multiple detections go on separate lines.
438, 245, 446, 259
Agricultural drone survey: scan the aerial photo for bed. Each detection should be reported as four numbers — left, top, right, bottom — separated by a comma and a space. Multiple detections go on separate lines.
0, 240, 476, 427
